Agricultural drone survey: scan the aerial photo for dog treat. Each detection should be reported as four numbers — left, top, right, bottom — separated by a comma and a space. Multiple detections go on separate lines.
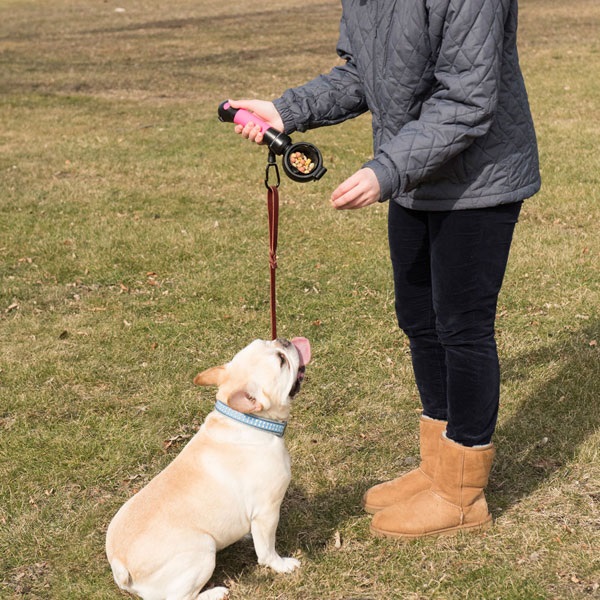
289, 151, 315, 174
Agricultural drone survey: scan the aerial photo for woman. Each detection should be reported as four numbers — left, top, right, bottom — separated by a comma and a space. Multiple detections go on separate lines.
227, 0, 540, 539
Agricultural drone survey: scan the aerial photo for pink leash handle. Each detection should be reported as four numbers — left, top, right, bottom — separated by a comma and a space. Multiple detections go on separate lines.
218, 101, 292, 155
218, 101, 271, 132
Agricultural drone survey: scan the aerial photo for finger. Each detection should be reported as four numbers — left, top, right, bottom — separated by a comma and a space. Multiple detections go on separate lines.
229, 99, 255, 111
240, 122, 257, 139
333, 182, 375, 209
335, 195, 370, 210
331, 177, 358, 202
341, 193, 379, 210
331, 189, 361, 209
331, 177, 364, 207
239, 122, 252, 139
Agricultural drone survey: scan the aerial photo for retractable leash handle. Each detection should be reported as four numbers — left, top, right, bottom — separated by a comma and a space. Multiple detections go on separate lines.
218, 101, 326, 182
218, 101, 291, 155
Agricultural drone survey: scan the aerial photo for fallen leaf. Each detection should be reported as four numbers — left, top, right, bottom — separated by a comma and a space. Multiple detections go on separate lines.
5, 302, 19, 313
532, 458, 560, 470
164, 434, 192, 451
334, 531, 342, 549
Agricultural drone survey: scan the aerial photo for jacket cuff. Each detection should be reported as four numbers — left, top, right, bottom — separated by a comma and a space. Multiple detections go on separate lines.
272, 97, 298, 135
363, 158, 397, 203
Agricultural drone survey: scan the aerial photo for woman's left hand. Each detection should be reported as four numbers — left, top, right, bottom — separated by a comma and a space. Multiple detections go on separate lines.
330, 168, 381, 210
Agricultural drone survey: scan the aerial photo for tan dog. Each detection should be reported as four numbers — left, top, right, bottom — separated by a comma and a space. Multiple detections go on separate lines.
106, 337, 311, 600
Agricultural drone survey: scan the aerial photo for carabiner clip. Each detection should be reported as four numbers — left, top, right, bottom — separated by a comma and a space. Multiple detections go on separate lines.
265, 150, 281, 190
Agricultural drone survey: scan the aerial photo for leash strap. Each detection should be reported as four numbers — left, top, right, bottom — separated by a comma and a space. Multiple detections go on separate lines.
265, 151, 280, 340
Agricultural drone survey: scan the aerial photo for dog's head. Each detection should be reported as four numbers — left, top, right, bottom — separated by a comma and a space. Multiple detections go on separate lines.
194, 337, 311, 422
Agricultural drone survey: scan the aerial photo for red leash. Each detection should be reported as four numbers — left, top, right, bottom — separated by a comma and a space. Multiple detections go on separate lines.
265, 152, 280, 340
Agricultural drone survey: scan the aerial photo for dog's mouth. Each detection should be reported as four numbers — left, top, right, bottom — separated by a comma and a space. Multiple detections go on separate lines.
289, 364, 306, 398
279, 337, 310, 398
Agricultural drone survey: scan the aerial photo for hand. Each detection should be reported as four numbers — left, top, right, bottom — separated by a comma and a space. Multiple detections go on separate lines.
228, 99, 285, 144
330, 168, 381, 210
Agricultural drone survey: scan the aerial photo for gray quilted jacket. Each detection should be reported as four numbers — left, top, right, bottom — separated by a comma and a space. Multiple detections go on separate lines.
273, 0, 541, 210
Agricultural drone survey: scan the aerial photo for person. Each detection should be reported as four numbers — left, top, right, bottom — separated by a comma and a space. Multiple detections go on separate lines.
226, 0, 540, 539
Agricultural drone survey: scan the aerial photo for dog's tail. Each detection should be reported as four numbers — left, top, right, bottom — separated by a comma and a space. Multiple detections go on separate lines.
110, 558, 133, 591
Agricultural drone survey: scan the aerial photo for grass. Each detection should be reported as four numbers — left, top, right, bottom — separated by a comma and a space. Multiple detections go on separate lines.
0, 0, 598, 598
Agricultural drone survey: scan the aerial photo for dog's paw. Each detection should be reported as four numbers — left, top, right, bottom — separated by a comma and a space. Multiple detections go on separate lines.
267, 556, 301, 574
198, 586, 229, 600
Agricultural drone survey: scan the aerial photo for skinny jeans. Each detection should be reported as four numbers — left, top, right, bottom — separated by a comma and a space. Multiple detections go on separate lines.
388, 200, 522, 446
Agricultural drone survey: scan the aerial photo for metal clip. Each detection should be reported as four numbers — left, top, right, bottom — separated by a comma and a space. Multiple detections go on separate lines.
265, 150, 281, 189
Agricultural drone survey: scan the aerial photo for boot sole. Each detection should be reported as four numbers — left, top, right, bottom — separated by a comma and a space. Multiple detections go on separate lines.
362, 499, 386, 515
369, 515, 493, 540
363, 505, 381, 515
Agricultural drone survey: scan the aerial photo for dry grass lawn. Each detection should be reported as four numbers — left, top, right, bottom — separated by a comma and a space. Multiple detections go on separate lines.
1, 0, 598, 598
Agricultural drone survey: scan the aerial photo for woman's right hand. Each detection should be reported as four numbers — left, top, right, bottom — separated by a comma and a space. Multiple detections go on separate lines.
228, 99, 285, 145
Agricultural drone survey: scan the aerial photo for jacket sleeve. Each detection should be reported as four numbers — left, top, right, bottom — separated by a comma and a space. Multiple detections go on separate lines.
366, 0, 511, 201
273, 13, 369, 134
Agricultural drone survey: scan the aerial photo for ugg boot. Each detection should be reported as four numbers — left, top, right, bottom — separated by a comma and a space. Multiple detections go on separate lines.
370, 433, 495, 538
362, 416, 447, 514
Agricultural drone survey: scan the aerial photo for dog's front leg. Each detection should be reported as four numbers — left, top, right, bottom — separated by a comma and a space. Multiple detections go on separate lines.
250, 511, 300, 574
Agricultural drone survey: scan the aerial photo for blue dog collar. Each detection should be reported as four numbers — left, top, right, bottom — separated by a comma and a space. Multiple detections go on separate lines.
214, 400, 287, 437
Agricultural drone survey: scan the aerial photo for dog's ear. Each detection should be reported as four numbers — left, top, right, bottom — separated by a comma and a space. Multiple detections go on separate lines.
193, 366, 226, 387
228, 390, 264, 414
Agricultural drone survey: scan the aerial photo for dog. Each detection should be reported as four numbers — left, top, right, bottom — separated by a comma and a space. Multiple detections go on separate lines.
106, 336, 311, 600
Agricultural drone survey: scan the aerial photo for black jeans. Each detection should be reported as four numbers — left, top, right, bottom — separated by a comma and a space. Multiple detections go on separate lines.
388, 201, 522, 446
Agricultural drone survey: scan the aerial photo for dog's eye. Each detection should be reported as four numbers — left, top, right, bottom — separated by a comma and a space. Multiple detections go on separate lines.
277, 352, 287, 368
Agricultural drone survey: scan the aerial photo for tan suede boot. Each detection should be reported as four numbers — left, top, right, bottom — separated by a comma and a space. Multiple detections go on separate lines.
370, 433, 495, 538
362, 416, 447, 514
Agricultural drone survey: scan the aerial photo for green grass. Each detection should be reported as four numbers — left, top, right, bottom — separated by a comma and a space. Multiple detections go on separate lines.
1, 0, 599, 598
